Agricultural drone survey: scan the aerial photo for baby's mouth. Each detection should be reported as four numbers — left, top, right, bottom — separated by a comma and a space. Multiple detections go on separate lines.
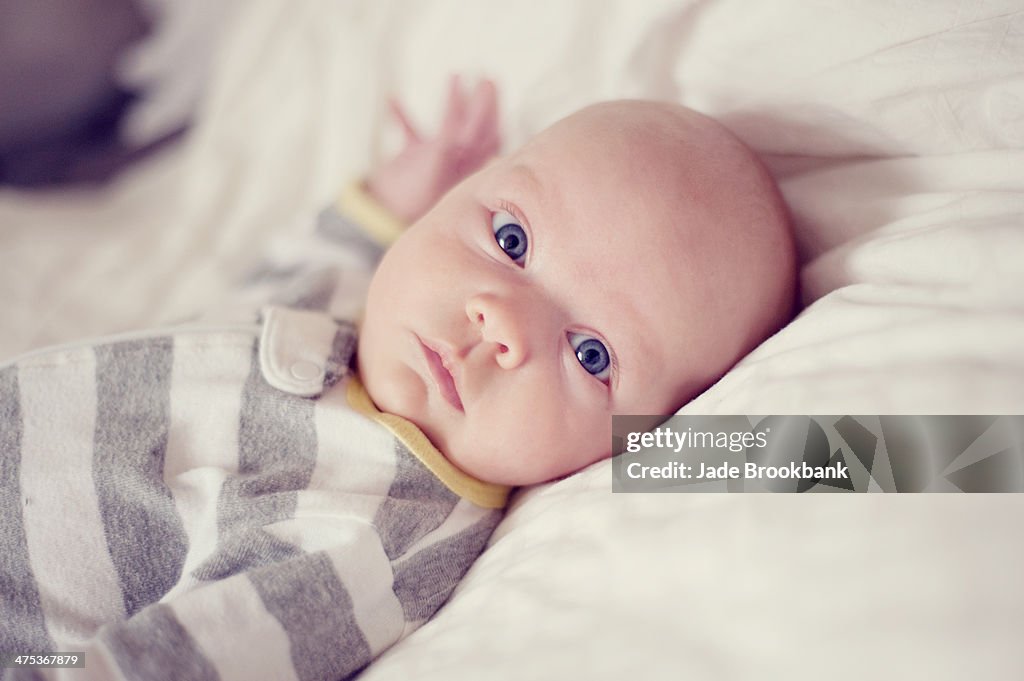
418, 337, 464, 412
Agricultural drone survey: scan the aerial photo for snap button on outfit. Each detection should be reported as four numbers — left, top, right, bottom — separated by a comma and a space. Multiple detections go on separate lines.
290, 360, 324, 382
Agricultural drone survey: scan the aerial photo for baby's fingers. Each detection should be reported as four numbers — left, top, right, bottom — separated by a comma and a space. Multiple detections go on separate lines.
388, 97, 421, 144
439, 74, 468, 142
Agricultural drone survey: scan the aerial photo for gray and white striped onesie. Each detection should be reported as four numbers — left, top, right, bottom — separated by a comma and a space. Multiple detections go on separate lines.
0, 200, 509, 680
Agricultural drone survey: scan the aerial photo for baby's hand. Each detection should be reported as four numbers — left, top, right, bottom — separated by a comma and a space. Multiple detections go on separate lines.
366, 75, 500, 224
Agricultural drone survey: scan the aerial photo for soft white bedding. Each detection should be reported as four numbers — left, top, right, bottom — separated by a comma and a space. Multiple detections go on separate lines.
1, 0, 1022, 678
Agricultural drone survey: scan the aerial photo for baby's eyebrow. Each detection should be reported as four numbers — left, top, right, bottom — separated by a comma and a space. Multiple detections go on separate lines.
507, 162, 543, 193
505, 162, 547, 215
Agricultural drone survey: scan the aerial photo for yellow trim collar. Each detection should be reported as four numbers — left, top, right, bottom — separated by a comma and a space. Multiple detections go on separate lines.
346, 378, 510, 509
337, 181, 407, 247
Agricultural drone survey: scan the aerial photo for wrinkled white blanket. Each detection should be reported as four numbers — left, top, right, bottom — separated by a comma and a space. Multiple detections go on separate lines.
1, 1, 1022, 679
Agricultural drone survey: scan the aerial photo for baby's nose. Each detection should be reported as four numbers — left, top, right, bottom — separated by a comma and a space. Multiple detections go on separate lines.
465, 294, 528, 369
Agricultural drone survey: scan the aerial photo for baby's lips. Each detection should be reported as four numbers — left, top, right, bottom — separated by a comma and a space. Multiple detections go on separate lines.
419, 337, 465, 412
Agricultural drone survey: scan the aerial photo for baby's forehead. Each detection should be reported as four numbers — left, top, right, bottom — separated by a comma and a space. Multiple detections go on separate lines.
490, 157, 697, 265
526, 101, 716, 159
519, 111, 734, 203
482, 100, 764, 287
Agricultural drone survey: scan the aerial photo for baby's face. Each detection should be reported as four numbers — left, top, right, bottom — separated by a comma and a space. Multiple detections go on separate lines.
358, 103, 793, 486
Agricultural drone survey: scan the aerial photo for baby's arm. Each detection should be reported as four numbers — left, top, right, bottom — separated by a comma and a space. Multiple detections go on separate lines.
365, 75, 500, 224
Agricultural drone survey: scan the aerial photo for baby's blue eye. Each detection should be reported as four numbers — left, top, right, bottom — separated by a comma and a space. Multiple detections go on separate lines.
491, 211, 528, 265
569, 332, 611, 383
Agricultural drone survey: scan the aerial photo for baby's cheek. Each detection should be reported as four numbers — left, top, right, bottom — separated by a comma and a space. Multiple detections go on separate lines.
536, 415, 606, 479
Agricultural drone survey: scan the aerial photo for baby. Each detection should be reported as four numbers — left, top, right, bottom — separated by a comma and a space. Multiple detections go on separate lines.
360, 82, 795, 487
0, 80, 793, 680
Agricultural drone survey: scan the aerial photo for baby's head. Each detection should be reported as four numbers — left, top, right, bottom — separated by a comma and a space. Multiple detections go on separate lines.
358, 100, 795, 486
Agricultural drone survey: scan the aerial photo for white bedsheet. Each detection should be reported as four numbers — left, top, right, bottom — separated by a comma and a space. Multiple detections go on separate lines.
1, 1, 1022, 678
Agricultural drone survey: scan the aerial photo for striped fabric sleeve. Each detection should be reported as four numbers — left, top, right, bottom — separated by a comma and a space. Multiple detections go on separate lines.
88, 545, 390, 681
79, 500, 488, 681
3, 537, 401, 681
